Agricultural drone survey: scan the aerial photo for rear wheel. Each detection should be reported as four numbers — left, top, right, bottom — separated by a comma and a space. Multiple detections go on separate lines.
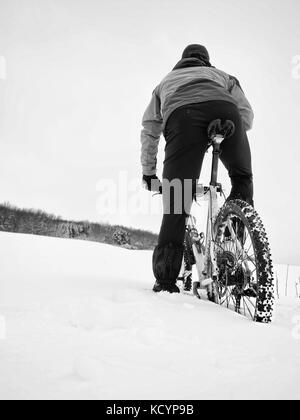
213, 199, 274, 323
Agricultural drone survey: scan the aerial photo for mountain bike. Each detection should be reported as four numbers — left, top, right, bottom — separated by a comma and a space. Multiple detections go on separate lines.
178, 119, 274, 323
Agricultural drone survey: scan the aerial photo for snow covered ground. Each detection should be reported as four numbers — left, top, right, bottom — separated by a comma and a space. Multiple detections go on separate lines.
0, 232, 300, 400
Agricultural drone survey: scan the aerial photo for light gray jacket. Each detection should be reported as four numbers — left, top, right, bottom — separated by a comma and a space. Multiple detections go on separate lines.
141, 62, 254, 176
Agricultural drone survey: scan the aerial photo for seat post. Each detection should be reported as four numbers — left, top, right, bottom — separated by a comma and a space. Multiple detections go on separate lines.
210, 135, 224, 187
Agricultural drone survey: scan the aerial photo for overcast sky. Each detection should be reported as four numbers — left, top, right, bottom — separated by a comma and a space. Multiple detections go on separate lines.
0, 0, 300, 265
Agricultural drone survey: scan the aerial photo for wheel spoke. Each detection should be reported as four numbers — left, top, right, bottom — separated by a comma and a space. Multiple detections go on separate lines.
239, 253, 256, 267
243, 295, 257, 310
242, 298, 246, 316
242, 297, 256, 320
220, 285, 237, 310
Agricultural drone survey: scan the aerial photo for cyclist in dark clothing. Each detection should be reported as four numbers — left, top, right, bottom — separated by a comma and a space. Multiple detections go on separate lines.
140, 44, 254, 294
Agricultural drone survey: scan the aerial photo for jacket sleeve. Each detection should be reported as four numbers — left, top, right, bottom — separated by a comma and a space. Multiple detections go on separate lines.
140, 88, 163, 176
229, 76, 254, 131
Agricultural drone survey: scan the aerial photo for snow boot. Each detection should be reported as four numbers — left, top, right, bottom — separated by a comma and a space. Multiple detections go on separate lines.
152, 243, 184, 293
153, 281, 180, 294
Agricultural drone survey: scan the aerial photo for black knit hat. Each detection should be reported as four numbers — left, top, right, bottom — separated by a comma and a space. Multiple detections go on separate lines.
182, 44, 210, 63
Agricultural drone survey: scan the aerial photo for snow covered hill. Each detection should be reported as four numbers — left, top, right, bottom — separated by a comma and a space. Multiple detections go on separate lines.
0, 232, 300, 400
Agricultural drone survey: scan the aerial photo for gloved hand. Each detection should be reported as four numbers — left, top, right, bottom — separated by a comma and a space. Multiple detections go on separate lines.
142, 175, 162, 194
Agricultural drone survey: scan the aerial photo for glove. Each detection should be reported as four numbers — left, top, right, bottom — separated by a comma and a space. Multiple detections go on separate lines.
142, 175, 162, 194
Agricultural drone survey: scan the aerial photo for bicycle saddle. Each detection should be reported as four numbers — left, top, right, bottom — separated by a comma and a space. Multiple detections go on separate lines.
207, 119, 235, 141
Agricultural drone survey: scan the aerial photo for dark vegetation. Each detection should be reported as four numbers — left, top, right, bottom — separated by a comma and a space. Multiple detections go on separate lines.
0, 203, 157, 250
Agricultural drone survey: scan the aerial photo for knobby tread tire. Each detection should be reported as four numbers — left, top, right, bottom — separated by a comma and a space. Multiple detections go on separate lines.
214, 199, 274, 323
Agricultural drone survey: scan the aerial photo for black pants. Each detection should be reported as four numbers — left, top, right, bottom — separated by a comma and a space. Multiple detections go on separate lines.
153, 100, 253, 286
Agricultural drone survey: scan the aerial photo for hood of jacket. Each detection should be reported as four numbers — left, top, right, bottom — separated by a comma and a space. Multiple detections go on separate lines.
172, 57, 213, 71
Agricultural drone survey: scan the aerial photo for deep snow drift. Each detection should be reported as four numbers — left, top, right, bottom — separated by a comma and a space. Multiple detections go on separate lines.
0, 232, 300, 400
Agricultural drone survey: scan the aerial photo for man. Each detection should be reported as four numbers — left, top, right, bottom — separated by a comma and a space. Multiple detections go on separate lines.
140, 44, 254, 294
